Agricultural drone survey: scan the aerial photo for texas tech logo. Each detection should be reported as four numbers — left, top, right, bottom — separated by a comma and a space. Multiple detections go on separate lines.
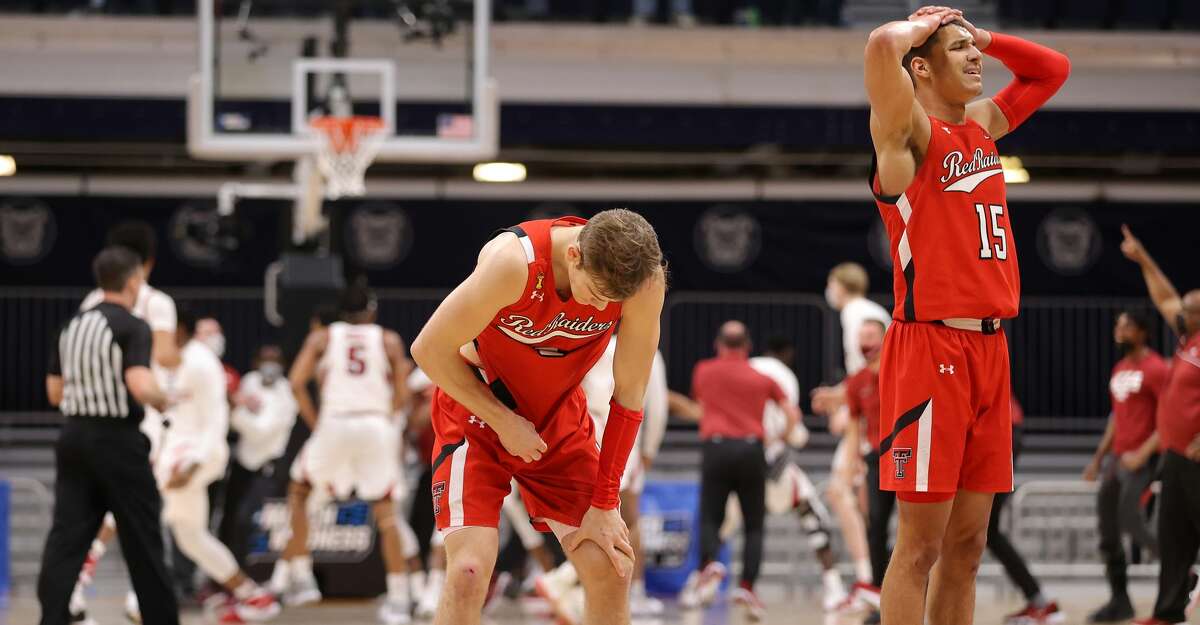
892, 448, 913, 479
432, 481, 447, 516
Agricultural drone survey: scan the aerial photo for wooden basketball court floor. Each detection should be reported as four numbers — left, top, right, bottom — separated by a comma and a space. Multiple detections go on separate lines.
0, 580, 1166, 625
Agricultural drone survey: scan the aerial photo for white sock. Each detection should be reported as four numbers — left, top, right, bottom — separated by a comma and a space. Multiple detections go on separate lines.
292, 555, 314, 582
270, 559, 290, 589
854, 558, 872, 584
409, 570, 427, 599
70, 584, 87, 613
387, 573, 411, 603
233, 580, 257, 600
823, 569, 845, 595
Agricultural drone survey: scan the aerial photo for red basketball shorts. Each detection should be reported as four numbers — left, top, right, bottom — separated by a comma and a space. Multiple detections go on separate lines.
429, 388, 599, 533
878, 320, 1013, 495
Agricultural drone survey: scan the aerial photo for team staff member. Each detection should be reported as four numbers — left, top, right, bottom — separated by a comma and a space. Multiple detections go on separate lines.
39, 247, 179, 625
1083, 310, 1167, 623
1120, 226, 1200, 625
678, 321, 802, 621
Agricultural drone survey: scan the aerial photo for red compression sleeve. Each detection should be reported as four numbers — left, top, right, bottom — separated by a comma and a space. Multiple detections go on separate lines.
986, 32, 1071, 132
591, 399, 644, 510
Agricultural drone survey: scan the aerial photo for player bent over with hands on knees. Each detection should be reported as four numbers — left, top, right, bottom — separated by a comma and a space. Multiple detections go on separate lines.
864, 5, 1068, 625
411, 209, 666, 625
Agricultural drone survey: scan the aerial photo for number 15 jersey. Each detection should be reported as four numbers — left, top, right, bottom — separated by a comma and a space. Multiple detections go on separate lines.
319, 321, 393, 417
871, 115, 1020, 322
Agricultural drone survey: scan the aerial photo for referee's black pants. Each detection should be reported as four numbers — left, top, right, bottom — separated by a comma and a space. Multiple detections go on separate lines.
699, 437, 766, 587
1152, 451, 1200, 623
38, 420, 178, 625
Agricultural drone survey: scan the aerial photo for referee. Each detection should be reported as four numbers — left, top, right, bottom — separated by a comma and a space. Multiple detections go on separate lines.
678, 321, 802, 618
38, 246, 180, 625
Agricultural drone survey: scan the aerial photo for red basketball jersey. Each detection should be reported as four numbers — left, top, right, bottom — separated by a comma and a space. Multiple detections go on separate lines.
871, 116, 1020, 322
474, 217, 623, 424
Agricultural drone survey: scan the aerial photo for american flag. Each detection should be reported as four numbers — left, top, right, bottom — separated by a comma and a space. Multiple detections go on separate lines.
437, 113, 474, 139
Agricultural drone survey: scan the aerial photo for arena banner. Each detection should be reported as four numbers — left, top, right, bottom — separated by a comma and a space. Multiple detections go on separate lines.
245, 497, 385, 597
639, 479, 729, 595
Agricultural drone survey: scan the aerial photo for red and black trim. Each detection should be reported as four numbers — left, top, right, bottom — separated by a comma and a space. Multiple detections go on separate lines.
878, 398, 931, 455
868, 155, 902, 205
902, 261, 917, 322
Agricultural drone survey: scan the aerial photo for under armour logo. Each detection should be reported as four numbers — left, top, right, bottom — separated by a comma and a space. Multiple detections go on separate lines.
530, 291, 544, 302
467, 415, 487, 429
892, 448, 912, 479
939, 364, 955, 375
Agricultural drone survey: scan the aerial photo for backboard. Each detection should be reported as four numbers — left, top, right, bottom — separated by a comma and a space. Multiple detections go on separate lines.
189, 0, 496, 164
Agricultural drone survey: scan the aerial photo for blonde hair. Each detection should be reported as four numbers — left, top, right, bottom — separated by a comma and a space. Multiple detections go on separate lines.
829, 262, 869, 296
577, 209, 664, 300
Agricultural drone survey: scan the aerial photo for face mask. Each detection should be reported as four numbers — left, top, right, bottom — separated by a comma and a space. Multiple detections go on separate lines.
201, 334, 226, 358
1115, 340, 1134, 356
259, 362, 283, 385
825, 285, 838, 309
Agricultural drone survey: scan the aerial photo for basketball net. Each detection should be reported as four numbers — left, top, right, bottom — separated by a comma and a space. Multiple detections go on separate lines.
310, 116, 386, 199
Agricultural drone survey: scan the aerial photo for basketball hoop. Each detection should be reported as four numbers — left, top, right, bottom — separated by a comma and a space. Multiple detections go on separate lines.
310, 116, 387, 199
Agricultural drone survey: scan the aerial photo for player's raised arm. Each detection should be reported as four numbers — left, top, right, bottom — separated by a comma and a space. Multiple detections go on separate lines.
864, 10, 948, 191
959, 16, 1070, 139
383, 330, 414, 416
289, 328, 327, 430
410, 235, 548, 463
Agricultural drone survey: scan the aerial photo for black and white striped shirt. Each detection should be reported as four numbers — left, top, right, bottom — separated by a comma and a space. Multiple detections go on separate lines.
50, 302, 152, 423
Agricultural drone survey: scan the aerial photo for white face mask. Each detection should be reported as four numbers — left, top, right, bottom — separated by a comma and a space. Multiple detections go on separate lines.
824, 284, 839, 309
201, 334, 226, 358
259, 361, 283, 385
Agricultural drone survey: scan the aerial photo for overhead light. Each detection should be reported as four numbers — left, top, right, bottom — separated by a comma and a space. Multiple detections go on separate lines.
1000, 156, 1029, 184
0, 155, 15, 177
473, 162, 526, 183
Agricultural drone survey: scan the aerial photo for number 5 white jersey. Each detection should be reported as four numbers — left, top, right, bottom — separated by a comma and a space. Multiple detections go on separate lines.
319, 322, 393, 417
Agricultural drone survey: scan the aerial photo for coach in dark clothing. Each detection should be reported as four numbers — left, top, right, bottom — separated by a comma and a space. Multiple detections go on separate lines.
678, 321, 801, 610
1121, 226, 1200, 625
39, 247, 179, 625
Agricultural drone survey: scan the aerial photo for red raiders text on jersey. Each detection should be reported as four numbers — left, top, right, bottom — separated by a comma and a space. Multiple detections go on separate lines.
870, 116, 1020, 322
473, 217, 623, 425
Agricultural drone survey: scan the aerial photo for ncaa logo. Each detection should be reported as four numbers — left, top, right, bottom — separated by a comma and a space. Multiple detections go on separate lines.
892, 448, 913, 479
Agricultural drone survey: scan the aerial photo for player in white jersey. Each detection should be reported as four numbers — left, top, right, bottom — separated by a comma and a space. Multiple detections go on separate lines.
812, 262, 892, 605
155, 310, 281, 623
70, 222, 182, 625
535, 337, 670, 624
276, 284, 416, 625
716, 337, 847, 611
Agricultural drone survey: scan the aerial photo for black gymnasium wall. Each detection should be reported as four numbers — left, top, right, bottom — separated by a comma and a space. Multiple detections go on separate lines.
1, 195, 1195, 297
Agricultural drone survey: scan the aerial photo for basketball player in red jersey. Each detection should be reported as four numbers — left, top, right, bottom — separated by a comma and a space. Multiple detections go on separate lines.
864, 6, 1069, 625
410, 209, 665, 625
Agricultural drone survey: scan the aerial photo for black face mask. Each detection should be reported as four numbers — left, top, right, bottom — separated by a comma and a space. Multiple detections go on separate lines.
1116, 341, 1135, 356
